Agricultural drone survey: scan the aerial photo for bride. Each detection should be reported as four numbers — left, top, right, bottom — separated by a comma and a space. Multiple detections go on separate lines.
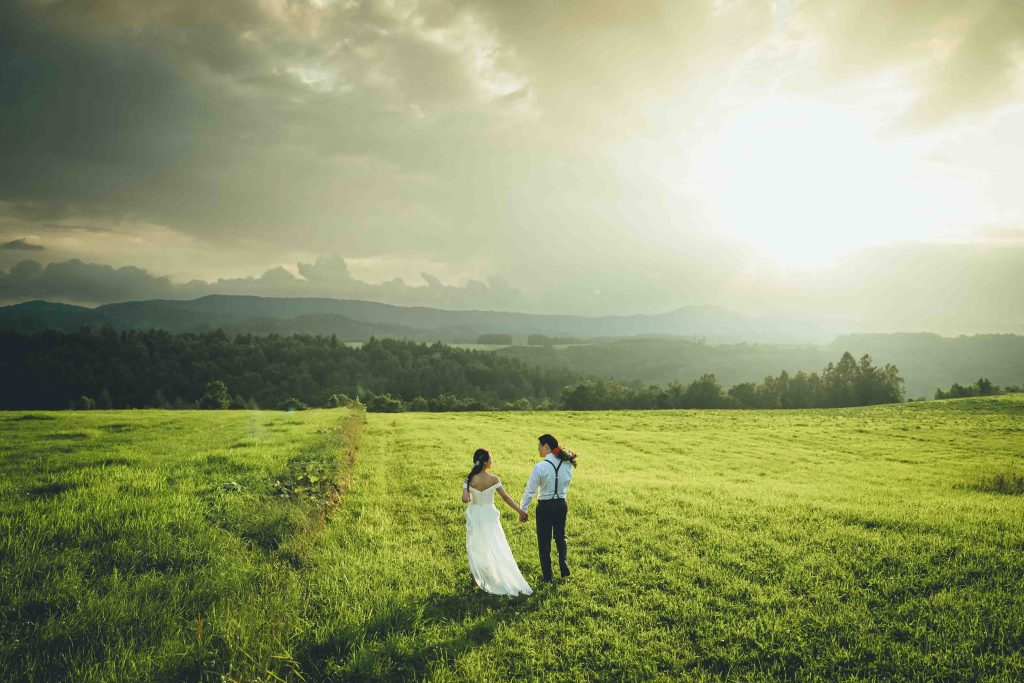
461, 448, 534, 596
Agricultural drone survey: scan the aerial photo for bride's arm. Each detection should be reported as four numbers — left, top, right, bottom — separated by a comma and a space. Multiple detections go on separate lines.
496, 485, 527, 520
462, 481, 471, 504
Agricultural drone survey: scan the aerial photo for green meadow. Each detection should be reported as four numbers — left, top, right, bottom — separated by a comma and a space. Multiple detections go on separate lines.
2, 397, 1023, 681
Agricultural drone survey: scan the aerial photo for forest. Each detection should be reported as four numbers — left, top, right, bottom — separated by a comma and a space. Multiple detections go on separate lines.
934, 377, 1022, 399
0, 327, 576, 411
495, 333, 1024, 400
560, 351, 906, 410
2, 326, 909, 412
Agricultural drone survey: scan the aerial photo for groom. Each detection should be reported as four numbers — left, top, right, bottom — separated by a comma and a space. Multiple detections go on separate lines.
519, 434, 573, 582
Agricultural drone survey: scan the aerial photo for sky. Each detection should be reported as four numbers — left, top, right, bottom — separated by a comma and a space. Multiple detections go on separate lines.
1, 0, 1023, 334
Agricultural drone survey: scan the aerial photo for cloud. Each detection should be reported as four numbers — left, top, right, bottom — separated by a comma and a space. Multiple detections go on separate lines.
749, 240, 1024, 335
1, 0, 1023, 324
1, 238, 44, 251
904, 3, 1024, 127
3, 240, 1023, 336
0, 258, 188, 303
295, 254, 356, 285
980, 228, 1024, 243
0, 0, 773, 262
0, 255, 526, 309
0, 0, 534, 257
800, 0, 1024, 127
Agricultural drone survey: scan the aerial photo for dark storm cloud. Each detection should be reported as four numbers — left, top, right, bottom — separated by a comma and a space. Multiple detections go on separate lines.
0, 0, 524, 257
0, 1, 208, 220
1, 238, 44, 251
0, 258, 185, 302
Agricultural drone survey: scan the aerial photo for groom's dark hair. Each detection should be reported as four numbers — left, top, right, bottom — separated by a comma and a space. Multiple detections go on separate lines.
539, 434, 578, 466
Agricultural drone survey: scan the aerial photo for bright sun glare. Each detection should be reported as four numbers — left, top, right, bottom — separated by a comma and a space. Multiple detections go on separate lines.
682, 97, 968, 269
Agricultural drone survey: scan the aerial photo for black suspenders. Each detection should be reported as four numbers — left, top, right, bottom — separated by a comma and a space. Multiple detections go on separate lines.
546, 458, 563, 500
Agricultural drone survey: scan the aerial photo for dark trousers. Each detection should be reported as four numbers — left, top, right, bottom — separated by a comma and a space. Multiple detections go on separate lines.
536, 498, 569, 579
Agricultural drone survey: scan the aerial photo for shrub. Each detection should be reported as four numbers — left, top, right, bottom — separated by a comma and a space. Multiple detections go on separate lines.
327, 393, 352, 408
198, 380, 230, 409
279, 397, 308, 411
367, 393, 404, 413
407, 396, 430, 411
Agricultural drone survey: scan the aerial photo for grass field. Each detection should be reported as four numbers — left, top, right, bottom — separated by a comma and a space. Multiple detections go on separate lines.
2, 397, 1023, 681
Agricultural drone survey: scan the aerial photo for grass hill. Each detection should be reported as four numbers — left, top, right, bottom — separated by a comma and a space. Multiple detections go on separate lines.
2, 396, 1022, 680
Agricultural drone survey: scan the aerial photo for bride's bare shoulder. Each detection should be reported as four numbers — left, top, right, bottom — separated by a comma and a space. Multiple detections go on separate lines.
470, 472, 500, 487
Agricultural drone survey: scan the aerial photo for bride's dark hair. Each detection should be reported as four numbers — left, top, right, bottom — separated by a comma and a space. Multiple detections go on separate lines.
466, 448, 490, 485
539, 434, 578, 467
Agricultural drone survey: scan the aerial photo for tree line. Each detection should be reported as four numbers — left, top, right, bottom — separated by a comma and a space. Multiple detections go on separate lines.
2, 327, 910, 412
0, 327, 576, 411
561, 352, 905, 410
934, 377, 1022, 400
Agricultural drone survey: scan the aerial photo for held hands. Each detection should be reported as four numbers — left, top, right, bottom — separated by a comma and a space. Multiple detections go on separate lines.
518, 510, 528, 523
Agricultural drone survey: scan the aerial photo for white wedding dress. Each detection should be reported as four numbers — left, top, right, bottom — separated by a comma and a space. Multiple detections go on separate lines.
465, 479, 534, 596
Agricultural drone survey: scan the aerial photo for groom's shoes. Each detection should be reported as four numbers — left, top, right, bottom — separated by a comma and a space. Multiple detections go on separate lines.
559, 564, 571, 578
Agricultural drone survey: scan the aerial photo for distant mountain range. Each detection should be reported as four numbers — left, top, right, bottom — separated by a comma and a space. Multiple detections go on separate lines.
0, 294, 859, 343
3, 295, 1021, 398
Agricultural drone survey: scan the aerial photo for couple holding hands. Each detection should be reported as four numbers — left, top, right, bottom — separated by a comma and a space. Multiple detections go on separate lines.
461, 434, 578, 595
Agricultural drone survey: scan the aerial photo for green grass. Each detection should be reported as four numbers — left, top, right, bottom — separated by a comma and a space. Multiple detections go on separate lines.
2, 397, 1024, 681
0, 408, 364, 682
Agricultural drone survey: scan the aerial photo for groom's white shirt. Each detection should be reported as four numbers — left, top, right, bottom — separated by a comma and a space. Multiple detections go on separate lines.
520, 453, 573, 511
